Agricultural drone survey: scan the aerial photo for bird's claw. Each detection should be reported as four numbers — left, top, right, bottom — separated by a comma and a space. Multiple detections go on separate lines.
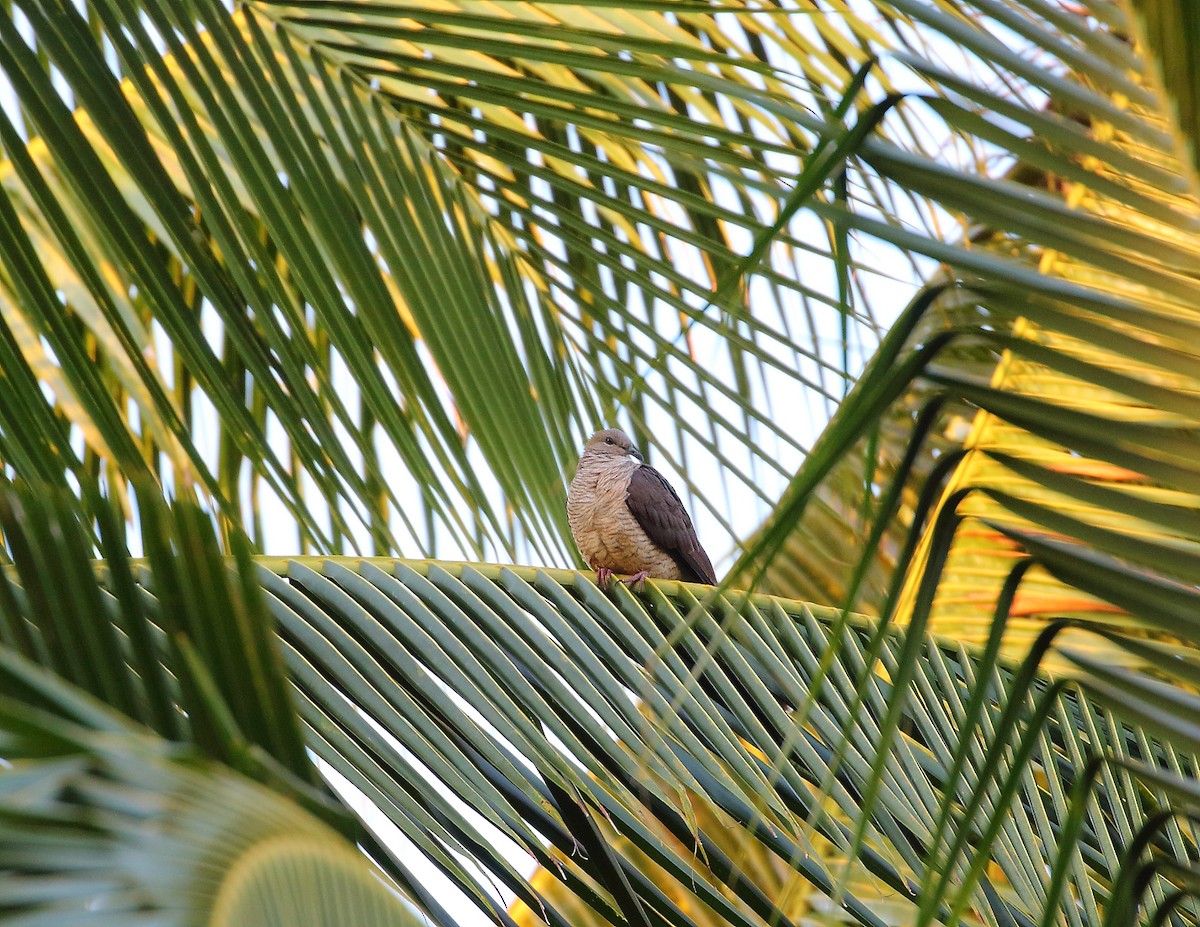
595, 568, 649, 592
620, 570, 651, 593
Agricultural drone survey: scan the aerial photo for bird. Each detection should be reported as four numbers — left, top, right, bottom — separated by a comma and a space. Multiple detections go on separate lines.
567, 428, 717, 591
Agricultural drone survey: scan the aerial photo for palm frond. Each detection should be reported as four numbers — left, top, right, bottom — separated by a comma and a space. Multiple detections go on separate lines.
0, 675, 417, 927
1126, 0, 1200, 193
737, 0, 1200, 663
716, 4, 1200, 919
0, 0, 912, 564
2, 485, 1196, 926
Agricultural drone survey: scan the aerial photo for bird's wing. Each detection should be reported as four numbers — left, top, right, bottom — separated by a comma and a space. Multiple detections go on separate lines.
625, 465, 718, 585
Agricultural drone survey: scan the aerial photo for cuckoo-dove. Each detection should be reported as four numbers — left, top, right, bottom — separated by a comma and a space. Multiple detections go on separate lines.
567, 428, 717, 590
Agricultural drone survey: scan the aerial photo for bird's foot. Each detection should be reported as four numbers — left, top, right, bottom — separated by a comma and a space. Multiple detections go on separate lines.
596, 567, 615, 589
620, 570, 651, 593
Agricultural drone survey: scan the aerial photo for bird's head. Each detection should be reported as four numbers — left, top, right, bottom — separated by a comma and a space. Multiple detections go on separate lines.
582, 428, 644, 462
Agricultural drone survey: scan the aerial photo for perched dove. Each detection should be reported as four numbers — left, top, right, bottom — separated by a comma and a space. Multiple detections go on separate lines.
567, 428, 717, 590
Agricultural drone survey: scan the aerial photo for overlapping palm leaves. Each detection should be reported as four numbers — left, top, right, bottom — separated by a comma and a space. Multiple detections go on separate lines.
742, 2, 1200, 922
0, 487, 417, 926
2, 484, 1197, 927
3, 0, 1200, 925
0, 0, 896, 563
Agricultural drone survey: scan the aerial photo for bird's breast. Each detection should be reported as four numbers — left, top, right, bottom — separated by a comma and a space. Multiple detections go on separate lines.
567, 459, 682, 580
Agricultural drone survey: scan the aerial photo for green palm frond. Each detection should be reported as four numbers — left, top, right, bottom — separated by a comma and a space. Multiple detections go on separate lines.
0, 678, 418, 927
0, 0, 906, 564
711, 3, 1200, 922
1126, 0, 1200, 191
0, 485, 414, 926
2, 486, 1198, 926
736, 0, 1200, 662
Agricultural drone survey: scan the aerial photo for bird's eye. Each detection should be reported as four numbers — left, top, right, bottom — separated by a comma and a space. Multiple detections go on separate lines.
604, 437, 615, 445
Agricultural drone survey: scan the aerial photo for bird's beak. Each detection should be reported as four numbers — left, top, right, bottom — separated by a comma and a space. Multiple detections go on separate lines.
629, 447, 644, 462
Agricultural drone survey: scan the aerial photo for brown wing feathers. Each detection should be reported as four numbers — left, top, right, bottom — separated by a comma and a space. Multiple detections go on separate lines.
625, 466, 717, 585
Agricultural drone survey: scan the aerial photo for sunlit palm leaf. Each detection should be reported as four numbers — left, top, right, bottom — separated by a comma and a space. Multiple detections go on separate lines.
0, 0, 907, 565
1126, 0, 1200, 192
738, 0, 1200, 666
722, 2, 1200, 921
736, 276, 973, 614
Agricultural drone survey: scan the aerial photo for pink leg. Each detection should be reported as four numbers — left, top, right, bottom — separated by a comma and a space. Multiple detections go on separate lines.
620, 570, 651, 592
596, 567, 615, 589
